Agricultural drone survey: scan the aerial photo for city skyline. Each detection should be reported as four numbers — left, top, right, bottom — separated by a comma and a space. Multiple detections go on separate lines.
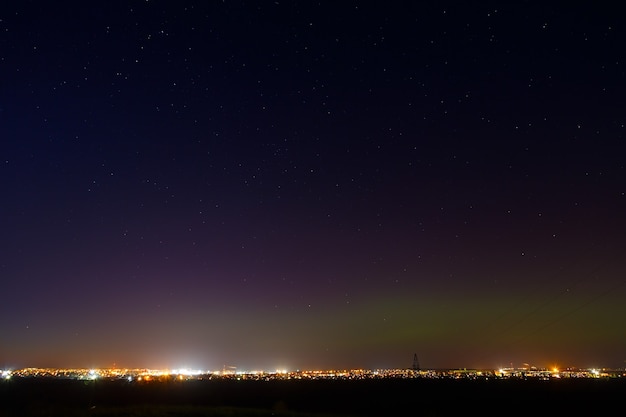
5, 358, 624, 378
2, 1, 625, 372
3, 359, 624, 375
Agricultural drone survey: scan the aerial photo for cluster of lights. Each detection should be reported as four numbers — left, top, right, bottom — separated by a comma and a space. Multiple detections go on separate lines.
2, 366, 621, 381
171, 368, 203, 376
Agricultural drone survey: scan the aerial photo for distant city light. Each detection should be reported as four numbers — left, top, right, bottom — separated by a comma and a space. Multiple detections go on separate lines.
172, 368, 203, 376
4, 366, 624, 381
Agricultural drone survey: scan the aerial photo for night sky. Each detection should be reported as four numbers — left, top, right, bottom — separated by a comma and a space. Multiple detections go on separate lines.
2, 1, 625, 372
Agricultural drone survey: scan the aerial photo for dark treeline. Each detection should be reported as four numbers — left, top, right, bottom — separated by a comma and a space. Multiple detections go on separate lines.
1, 377, 624, 416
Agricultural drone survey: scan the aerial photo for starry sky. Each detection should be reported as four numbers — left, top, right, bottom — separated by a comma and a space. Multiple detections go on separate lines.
1, 1, 625, 372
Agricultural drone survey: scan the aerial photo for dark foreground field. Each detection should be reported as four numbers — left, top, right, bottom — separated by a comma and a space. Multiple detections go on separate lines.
1, 377, 624, 417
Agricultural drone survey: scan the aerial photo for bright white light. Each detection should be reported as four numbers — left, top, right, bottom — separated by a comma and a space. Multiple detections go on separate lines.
1, 370, 11, 380
173, 368, 202, 376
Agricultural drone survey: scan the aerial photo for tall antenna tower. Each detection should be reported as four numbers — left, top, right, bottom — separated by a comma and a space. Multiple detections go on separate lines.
412, 353, 420, 371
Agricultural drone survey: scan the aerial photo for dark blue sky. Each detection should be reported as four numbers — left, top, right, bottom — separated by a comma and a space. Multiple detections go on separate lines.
1, 1, 625, 371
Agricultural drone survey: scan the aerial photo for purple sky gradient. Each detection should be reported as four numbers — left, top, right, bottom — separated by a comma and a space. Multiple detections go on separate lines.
1, 1, 625, 371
